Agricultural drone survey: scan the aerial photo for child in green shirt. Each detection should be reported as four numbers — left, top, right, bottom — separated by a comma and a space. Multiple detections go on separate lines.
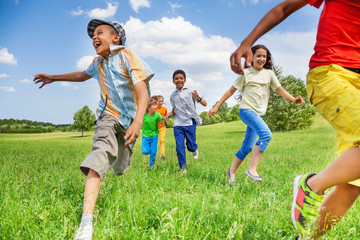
142, 98, 166, 167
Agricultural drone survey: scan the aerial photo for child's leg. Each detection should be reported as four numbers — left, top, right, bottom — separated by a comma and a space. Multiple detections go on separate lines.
230, 128, 257, 180
149, 136, 158, 167
232, 109, 260, 176
313, 183, 360, 239
83, 169, 101, 214
174, 126, 186, 169
142, 136, 151, 155
184, 121, 197, 152
244, 113, 271, 176
247, 145, 263, 176
307, 146, 360, 194
158, 126, 166, 156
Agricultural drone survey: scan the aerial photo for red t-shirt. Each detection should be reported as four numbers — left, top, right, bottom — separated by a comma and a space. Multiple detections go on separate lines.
307, 0, 360, 70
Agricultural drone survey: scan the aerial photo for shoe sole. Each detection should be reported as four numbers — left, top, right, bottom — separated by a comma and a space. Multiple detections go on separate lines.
291, 175, 302, 233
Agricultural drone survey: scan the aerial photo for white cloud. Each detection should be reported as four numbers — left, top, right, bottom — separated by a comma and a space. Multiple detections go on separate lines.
70, 6, 84, 16
0, 48, 17, 65
87, 3, 117, 19
259, 30, 317, 81
60, 82, 73, 87
124, 17, 236, 78
76, 56, 94, 70
0, 73, 10, 79
20, 78, 32, 83
169, 2, 182, 12
129, 0, 150, 13
0, 86, 16, 92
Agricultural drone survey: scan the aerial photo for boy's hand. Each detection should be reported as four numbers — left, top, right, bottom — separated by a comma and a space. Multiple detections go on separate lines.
230, 43, 253, 75
294, 96, 305, 104
161, 117, 168, 126
192, 90, 199, 99
208, 107, 218, 118
124, 120, 142, 146
33, 73, 54, 89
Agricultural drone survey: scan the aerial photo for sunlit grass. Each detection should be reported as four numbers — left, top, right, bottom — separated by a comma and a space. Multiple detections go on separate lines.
0, 115, 359, 239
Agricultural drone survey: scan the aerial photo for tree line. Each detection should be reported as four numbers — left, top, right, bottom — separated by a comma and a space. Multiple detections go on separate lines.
1, 66, 316, 134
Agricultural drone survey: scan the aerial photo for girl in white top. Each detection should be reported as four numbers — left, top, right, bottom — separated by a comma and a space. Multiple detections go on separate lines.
209, 44, 304, 184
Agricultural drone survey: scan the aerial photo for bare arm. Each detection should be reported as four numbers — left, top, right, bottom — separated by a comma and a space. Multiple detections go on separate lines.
166, 109, 175, 120
230, 0, 308, 74
124, 81, 149, 146
33, 71, 91, 89
192, 90, 207, 107
276, 86, 305, 104
209, 86, 237, 118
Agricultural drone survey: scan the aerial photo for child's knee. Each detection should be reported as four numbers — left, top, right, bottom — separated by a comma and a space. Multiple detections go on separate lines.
264, 131, 272, 142
142, 150, 150, 155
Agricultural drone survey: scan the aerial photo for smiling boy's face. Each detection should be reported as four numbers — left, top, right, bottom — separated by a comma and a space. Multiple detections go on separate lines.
92, 25, 120, 58
173, 73, 186, 91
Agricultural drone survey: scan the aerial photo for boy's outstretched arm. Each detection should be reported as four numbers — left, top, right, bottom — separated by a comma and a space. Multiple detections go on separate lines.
124, 81, 149, 146
209, 86, 237, 118
33, 71, 91, 89
230, 0, 307, 75
276, 86, 305, 104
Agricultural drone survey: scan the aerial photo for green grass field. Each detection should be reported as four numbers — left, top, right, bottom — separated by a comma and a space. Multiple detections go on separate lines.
1, 115, 359, 239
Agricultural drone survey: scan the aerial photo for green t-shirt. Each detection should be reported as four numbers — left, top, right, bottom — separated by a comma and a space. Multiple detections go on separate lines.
142, 112, 163, 137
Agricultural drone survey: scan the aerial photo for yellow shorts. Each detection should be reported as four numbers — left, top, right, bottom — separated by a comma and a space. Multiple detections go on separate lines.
307, 64, 360, 187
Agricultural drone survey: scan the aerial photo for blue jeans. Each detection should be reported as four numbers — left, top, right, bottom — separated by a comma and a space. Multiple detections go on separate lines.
173, 119, 198, 169
235, 109, 272, 160
142, 136, 158, 167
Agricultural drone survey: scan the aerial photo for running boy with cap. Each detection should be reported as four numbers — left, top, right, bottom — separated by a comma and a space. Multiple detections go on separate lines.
34, 19, 154, 240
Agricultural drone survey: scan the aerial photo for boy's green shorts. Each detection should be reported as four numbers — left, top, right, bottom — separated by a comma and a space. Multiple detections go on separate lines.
307, 64, 360, 187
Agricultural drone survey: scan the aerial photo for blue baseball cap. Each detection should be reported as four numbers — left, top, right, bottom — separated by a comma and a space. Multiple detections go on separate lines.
87, 19, 126, 45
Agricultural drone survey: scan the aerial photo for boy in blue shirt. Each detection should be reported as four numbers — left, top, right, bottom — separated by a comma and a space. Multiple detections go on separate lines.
34, 19, 153, 240
167, 70, 207, 174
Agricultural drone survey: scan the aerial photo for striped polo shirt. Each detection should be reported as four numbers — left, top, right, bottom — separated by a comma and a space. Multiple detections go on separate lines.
86, 44, 154, 129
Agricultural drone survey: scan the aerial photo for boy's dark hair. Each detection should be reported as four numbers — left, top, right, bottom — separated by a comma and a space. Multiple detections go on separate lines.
245, 44, 273, 70
173, 70, 186, 79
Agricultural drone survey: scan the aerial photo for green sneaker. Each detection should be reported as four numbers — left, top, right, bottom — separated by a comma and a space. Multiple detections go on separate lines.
291, 174, 325, 236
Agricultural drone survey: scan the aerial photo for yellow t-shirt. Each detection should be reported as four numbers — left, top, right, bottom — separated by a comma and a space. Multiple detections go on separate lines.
233, 67, 281, 116
156, 106, 167, 127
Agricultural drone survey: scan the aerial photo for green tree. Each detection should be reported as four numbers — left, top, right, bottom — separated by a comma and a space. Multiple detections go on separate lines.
73, 106, 96, 137
264, 69, 316, 131
200, 111, 212, 125
215, 101, 228, 119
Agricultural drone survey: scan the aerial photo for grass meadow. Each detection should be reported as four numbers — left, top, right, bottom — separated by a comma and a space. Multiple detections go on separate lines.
0, 115, 359, 239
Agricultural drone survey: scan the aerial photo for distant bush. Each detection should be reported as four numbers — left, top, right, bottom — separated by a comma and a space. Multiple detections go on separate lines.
264, 69, 316, 131
0, 118, 72, 133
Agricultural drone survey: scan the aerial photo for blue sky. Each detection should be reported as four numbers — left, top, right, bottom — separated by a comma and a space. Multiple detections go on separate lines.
0, 0, 321, 124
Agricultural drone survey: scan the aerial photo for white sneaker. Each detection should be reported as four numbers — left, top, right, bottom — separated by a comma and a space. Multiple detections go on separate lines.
192, 149, 199, 159
74, 224, 93, 240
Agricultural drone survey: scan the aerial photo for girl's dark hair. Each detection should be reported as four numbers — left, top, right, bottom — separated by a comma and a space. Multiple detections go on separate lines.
245, 44, 274, 70
172, 70, 186, 79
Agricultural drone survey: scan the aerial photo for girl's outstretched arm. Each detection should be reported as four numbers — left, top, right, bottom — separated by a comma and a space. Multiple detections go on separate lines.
209, 86, 237, 118
276, 86, 304, 104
